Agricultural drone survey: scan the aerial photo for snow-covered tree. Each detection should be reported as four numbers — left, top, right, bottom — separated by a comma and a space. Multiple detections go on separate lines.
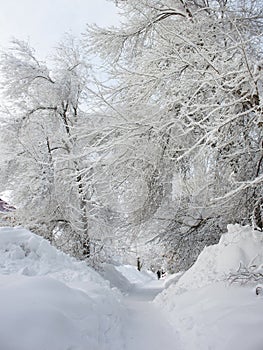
1, 0, 262, 271
85, 0, 263, 270
0, 37, 93, 259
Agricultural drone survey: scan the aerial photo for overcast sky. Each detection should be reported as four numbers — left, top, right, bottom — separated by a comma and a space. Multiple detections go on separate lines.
0, 0, 119, 59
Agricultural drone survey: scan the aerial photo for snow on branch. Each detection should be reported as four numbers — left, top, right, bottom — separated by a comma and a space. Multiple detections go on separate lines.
214, 174, 263, 202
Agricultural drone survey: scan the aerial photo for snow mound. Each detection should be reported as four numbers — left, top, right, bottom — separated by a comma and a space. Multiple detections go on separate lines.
155, 224, 263, 350
0, 226, 105, 289
0, 226, 124, 350
164, 224, 263, 294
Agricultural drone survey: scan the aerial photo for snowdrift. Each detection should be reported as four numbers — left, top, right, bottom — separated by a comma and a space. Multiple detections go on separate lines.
101, 263, 134, 293
101, 263, 156, 293
156, 224, 263, 350
115, 264, 155, 285
0, 227, 124, 350
163, 224, 263, 294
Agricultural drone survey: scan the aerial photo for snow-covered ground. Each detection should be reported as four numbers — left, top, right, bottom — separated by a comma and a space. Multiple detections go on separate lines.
0, 226, 181, 350
1, 224, 263, 350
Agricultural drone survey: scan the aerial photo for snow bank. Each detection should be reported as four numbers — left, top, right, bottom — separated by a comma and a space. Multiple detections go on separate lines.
158, 282, 263, 350
0, 226, 124, 350
115, 265, 155, 284
101, 263, 156, 293
163, 224, 263, 294
163, 271, 184, 289
156, 224, 263, 350
101, 263, 133, 293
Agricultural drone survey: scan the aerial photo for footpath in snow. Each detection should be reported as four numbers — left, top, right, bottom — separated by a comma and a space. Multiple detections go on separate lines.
102, 264, 181, 350
122, 283, 181, 350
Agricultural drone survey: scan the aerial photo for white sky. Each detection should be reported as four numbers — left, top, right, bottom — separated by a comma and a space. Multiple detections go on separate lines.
0, 0, 120, 59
